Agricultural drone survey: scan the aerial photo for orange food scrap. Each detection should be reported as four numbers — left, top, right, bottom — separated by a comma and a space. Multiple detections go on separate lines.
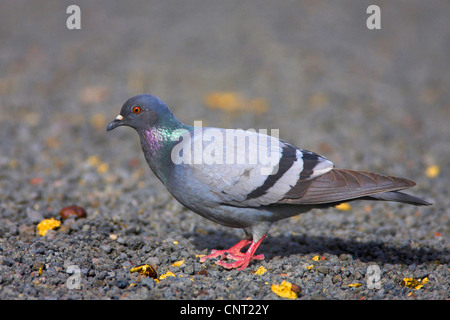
425, 165, 440, 178
335, 203, 351, 211
253, 266, 267, 275
159, 271, 176, 280
87, 155, 101, 166
204, 91, 269, 114
97, 162, 109, 174
401, 277, 428, 290
130, 264, 158, 278
172, 259, 185, 267
37, 218, 61, 236
86, 155, 109, 174
271, 280, 300, 299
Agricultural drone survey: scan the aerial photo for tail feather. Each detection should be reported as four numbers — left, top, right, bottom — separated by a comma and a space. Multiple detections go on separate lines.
280, 168, 431, 206
363, 191, 432, 206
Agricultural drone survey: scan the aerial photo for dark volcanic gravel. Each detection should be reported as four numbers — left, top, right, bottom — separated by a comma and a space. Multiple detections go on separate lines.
0, 1, 448, 300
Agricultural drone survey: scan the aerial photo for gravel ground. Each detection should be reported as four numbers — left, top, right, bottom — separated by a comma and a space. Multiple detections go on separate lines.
0, 1, 448, 301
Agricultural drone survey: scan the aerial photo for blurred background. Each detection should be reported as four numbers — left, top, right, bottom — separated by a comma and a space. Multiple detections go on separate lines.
0, 0, 448, 218
0, 1, 448, 300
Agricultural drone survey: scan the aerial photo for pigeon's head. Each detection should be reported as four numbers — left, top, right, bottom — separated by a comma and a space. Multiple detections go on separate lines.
107, 94, 175, 132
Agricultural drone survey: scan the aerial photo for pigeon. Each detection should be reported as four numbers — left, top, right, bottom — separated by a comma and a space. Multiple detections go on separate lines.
107, 94, 431, 270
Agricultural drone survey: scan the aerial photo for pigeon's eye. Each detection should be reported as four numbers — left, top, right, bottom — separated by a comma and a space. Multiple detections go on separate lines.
132, 106, 141, 114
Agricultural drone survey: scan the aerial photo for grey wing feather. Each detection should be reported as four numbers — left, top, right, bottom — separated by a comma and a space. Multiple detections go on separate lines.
181, 128, 334, 207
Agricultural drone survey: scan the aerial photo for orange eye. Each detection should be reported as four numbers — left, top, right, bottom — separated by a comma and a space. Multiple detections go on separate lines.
132, 106, 141, 114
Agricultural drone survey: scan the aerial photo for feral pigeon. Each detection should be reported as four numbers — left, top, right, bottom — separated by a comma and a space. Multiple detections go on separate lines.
107, 94, 431, 270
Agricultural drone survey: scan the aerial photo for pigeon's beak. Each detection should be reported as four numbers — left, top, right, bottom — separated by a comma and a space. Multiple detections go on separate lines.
107, 114, 124, 132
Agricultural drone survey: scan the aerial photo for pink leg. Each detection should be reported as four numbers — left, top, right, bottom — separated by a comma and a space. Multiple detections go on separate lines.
200, 236, 266, 271
199, 239, 251, 262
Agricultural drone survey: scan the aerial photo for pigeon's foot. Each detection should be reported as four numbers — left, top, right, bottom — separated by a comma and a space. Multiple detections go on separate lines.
199, 236, 266, 270
199, 239, 251, 262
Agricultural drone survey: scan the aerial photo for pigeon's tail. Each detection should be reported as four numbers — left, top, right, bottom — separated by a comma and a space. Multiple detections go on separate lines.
281, 169, 432, 206
362, 190, 431, 206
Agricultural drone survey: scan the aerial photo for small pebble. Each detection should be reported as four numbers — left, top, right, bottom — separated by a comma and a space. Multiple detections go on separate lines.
101, 245, 113, 254
60, 206, 87, 220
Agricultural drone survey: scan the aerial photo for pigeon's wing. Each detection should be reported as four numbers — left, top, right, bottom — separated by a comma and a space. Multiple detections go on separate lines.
180, 128, 334, 207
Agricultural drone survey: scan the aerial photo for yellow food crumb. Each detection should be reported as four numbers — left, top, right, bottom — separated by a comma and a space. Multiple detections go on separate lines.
335, 203, 352, 211
254, 266, 267, 275
172, 260, 185, 267
401, 277, 428, 290
271, 281, 298, 299
97, 162, 109, 174
173, 241, 179, 245
130, 264, 157, 278
159, 271, 176, 280
348, 283, 362, 288
204, 91, 269, 115
87, 155, 101, 166
306, 265, 314, 270
37, 218, 61, 236
425, 165, 440, 178
312, 255, 320, 261
87, 155, 109, 174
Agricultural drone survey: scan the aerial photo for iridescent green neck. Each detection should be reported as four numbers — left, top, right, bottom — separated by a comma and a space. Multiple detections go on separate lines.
138, 121, 192, 181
